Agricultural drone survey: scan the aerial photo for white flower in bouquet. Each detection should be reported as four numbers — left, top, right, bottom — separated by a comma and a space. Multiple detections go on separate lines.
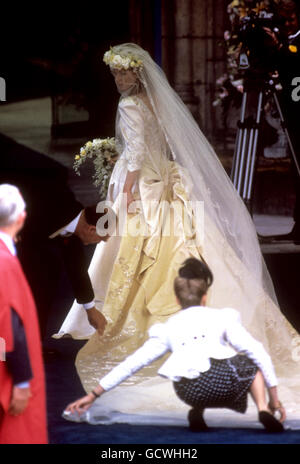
74, 137, 118, 197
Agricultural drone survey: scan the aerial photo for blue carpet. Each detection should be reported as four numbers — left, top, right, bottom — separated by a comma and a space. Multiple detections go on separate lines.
43, 231, 300, 447
44, 339, 300, 446
42, 250, 300, 447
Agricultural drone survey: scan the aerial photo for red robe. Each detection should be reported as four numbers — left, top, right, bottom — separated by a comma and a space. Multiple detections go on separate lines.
0, 239, 48, 444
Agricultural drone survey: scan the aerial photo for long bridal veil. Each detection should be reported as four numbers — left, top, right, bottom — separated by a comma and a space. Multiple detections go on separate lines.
61, 43, 300, 429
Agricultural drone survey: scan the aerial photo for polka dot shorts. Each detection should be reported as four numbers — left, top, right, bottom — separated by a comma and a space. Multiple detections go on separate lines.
173, 354, 258, 413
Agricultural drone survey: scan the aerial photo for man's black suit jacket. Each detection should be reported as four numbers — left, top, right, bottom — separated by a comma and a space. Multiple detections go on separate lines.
0, 134, 94, 335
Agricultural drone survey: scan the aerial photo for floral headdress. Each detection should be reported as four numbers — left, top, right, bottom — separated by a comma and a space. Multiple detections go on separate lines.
103, 47, 143, 71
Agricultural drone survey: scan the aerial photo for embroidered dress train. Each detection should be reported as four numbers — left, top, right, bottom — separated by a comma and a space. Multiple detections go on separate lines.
55, 44, 300, 428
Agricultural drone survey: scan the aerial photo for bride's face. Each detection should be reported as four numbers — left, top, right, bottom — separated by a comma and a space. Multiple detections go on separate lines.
111, 68, 138, 93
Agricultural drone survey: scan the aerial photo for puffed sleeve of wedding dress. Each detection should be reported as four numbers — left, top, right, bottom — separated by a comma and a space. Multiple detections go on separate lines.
118, 98, 146, 172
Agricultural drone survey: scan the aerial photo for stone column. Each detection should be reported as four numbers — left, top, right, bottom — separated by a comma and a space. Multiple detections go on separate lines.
131, 0, 228, 138
162, 0, 227, 136
192, 0, 227, 137
162, 0, 199, 118
129, 0, 156, 58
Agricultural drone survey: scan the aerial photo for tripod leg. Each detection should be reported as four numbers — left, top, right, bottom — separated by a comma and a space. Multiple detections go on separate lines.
231, 126, 244, 185
246, 127, 260, 202
231, 92, 248, 191
242, 123, 255, 199
236, 125, 249, 195
244, 92, 263, 206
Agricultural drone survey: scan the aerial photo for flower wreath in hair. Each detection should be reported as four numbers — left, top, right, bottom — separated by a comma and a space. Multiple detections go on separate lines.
103, 47, 143, 72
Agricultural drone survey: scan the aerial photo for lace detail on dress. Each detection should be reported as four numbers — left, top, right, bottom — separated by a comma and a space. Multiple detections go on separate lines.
116, 95, 169, 176
107, 257, 136, 301
117, 97, 146, 172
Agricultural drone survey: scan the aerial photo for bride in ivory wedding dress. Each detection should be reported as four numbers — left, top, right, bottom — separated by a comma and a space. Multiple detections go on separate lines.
56, 43, 300, 429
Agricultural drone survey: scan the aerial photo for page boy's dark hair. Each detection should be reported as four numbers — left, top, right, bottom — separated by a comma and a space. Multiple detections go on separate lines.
174, 258, 213, 308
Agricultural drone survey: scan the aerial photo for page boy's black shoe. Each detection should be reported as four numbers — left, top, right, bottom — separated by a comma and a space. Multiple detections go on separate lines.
259, 411, 284, 433
188, 408, 208, 432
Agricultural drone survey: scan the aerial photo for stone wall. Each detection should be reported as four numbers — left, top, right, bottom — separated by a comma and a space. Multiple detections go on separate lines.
161, 0, 228, 139
130, 0, 229, 139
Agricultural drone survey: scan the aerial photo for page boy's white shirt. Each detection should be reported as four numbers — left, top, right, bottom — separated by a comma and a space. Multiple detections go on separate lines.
99, 306, 278, 391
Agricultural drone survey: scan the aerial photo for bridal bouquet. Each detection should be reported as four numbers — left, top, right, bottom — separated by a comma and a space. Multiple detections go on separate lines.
74, 137, 118, 197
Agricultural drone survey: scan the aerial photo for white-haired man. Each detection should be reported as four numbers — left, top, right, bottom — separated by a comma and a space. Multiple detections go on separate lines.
0, 184, 47, 444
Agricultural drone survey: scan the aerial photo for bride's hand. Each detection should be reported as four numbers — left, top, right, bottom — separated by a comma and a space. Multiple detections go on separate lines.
66, 393, 95, 415
123, 170, 139, 212
124, 190, 135, 212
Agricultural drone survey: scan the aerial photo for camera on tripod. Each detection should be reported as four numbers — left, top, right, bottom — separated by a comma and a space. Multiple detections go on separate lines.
237, 10, 282, 74
230, 6, 300, 212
